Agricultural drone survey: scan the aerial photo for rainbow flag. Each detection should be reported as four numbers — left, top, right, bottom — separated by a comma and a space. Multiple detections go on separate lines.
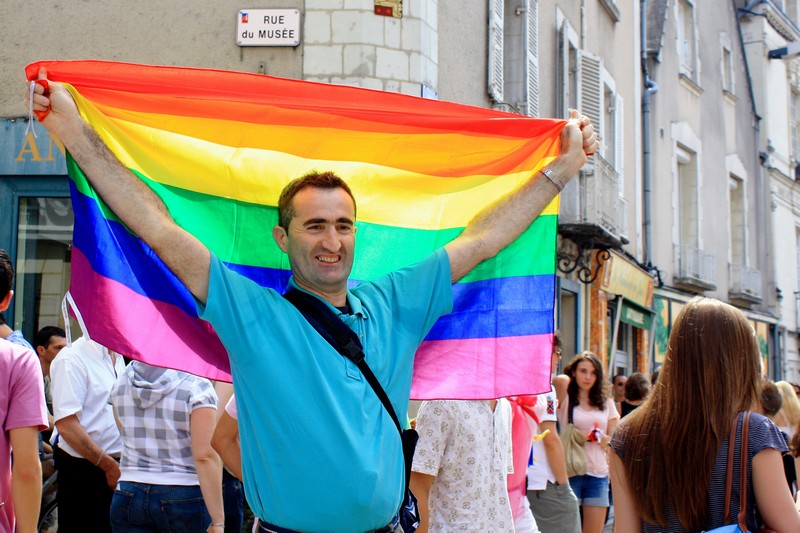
26, 60, 562, 399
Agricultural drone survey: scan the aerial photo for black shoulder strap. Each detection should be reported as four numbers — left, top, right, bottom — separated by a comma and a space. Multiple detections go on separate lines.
283, 287, 403, 435
568, 394, 575, 424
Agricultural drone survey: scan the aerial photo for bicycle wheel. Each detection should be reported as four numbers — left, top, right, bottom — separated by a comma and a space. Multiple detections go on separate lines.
37, 497, 58, 532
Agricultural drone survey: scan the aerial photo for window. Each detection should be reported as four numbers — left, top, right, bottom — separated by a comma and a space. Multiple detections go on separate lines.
488, 0, 504, 103
488, 0, 539, 117
677, 144, 699, 248
677, 0, 698, 80
729, 175, 745, 266
557, 16, 579, 118
721, 45, 733, 94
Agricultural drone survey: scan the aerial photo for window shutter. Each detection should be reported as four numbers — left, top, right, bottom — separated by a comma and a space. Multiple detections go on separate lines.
526, 0, 539, 117
615, 93, 624, 195
578, 51, 602, 134
578, 50, 601, 174
488, 0, 504, 102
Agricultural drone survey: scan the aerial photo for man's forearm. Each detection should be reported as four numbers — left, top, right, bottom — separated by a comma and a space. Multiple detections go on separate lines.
445, 115, 592, 282
56, 118, 174, 245
56, 415, 106, 463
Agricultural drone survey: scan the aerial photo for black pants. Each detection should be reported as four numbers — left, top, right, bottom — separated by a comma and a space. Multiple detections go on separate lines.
54, 446, 114, 533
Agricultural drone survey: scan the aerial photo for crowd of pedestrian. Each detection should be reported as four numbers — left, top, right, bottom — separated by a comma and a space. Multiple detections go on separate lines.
2, 67, 800, 533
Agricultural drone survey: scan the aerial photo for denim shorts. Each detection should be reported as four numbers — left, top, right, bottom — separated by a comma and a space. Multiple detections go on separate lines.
568, 474, 609, 507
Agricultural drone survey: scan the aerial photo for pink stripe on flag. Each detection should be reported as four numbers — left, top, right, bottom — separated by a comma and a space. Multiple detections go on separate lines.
410, 334, 554, 400
70, 247, 232, 381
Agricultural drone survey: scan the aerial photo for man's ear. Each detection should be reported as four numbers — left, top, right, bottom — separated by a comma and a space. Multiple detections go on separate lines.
36, 345, 46, 358
272, 225, 288, 253
0, 290, 12, 313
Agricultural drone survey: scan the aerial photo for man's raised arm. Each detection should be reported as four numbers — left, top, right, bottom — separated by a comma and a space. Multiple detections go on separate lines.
28, 68, 211, 303
445, 110, 598, 283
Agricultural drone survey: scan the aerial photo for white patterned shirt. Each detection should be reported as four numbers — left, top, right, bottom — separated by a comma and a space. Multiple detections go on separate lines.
412, 399, 514, 532
111, 361, 217, 485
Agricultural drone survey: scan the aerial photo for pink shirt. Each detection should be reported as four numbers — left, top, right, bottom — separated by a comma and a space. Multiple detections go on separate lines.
558, 396, 619, 477
0, 338, 48, 531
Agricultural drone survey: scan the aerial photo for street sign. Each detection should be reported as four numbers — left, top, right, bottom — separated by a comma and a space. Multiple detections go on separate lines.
237, 9, 301, 47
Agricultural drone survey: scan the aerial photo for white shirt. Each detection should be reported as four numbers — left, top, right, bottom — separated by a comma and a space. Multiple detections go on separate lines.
412, 399, 514, 533
50, 337, 124, 457
526, 389, 559, 490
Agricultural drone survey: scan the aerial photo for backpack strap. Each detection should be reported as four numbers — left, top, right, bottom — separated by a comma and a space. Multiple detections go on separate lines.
737, 411, 751, 530
722, 412, 739, 524
282, 287, 403, 434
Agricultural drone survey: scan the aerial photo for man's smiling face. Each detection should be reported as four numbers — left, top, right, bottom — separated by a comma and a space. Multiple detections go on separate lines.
273, 186, 356, 304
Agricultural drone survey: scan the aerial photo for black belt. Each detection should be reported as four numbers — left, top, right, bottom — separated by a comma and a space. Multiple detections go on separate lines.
257, 514, 399, 533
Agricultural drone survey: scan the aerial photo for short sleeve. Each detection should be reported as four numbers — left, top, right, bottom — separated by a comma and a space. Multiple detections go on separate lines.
50, 354, 88, 421
6, 347, 48, 432
411, 401, 454, 476
534, 392, 558, 424
749, 413, 788, 456
189, 376, 218, 411
196, 253, 282, 366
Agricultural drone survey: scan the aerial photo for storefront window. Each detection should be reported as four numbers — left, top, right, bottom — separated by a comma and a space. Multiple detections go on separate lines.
12, 197, 73, 340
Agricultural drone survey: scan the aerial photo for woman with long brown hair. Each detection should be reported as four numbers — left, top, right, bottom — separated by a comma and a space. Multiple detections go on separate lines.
554, 351, 619, 533
609, 297, 800, 532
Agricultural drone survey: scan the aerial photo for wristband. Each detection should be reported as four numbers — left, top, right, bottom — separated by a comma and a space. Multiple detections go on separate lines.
94, 452, 104, 467
540, 166, 564, 192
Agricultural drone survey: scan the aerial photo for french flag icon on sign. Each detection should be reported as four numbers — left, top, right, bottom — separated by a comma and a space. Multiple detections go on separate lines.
241, 12, 249, 23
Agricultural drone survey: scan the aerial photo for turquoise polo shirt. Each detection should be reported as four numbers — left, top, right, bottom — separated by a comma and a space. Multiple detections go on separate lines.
197, 248, 452, 532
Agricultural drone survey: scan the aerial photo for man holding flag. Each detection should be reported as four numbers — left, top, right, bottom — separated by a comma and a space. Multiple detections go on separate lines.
28, 68, 597, 532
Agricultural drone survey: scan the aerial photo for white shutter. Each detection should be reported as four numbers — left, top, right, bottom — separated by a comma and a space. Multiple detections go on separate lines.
526, 0, 539, 117
615, 93, 624, 195
488, 0, 504, 102
578, 51, 602, 133
578, 51, 601, 174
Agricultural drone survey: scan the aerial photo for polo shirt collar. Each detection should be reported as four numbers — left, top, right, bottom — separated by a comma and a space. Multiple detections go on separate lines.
286, 277, 368, 319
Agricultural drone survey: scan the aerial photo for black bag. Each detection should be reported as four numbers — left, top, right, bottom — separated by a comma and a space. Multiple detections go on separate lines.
283, 288, 420, 533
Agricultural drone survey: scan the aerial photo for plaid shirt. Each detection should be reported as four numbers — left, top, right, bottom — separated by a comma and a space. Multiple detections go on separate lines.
111, 362, 217, 485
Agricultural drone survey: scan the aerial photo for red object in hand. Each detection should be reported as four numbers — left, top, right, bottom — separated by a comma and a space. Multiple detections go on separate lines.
587, 422, 601, 442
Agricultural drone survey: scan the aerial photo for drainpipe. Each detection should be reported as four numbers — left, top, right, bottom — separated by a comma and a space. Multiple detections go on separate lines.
734, 1, 765, 307
642, 0, 659, 266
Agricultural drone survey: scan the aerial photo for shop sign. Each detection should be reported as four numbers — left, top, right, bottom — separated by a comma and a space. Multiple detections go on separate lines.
1, 119, 67, 175
620, 300, 653, 330
601, 250, 654, 309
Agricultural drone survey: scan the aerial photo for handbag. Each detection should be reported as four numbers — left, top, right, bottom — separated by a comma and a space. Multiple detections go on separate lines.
283, 288, 420, 533
559, 397, 588, 478
703, 411, 777, 533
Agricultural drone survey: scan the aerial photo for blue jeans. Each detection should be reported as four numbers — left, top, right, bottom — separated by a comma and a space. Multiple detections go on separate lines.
110, 481, 210, 533
222, 470, 244, 533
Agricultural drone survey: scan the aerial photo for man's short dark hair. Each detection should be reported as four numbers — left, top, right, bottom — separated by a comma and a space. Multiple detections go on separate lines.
277, 171, 357, 230
760, 379, 783, 417
0, 249, 13, 301
624, 372, 652, 402
34, 326, 67, 349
